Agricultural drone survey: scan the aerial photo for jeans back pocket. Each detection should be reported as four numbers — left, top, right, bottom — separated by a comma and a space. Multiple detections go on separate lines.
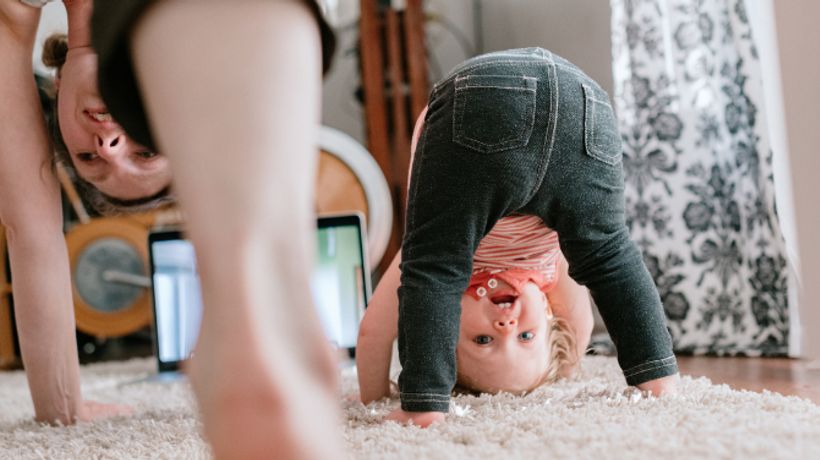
582, 83, 623, 165
453, 75, 537, 153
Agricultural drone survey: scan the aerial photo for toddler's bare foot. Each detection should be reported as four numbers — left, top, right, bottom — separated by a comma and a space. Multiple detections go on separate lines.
385, 408, 446, 427
635, 373, 680, 396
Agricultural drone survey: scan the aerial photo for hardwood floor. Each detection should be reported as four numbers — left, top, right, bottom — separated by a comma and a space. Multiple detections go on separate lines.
676, 356, 820, 403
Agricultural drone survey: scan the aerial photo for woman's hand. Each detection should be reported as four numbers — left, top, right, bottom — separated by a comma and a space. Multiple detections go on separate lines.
385, 409, 446, 427
76, 400, 134, 423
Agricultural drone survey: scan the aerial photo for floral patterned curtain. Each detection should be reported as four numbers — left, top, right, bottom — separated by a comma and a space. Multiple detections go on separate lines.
610, 0, 793, 354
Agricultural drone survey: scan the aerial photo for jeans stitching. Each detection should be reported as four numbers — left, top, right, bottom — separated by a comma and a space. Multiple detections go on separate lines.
554, 62, 597, 84
522, 59, 558, 205
455, 85, 536, 91
584, 85, 597, 160
433, 56, 554, 93
453, 82, 537, 152
401, 393, 450, 401
455, 74, 538, 85
623, 362, 678, 379
583, 84, 621, 166
586, 95, 612, 106
623, 356, 677, 378
405, 106, 433, 260
623, 355, 676, 373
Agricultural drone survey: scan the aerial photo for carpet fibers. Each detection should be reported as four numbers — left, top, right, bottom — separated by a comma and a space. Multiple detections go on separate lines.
1, 357, 818, 459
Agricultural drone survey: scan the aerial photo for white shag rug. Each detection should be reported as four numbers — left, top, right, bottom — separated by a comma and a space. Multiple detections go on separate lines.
1, 357, 819, 459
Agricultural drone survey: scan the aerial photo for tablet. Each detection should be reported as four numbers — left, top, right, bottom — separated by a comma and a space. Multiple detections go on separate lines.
147, 213, 371, 372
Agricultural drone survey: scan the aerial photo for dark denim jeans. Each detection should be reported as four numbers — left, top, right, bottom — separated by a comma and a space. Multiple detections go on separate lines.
398, 48, 678, 413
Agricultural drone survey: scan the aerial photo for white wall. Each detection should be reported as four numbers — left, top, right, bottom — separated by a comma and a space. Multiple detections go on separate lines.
320, 0, 615, 144
480, 0, 613, 94
32, 2, 65, 77
320, 0, 367, 143
745, 0, 802, 357
771, 0, 820, 361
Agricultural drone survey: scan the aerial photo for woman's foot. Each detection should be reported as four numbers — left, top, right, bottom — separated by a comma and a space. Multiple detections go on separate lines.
187, 314, 343, 459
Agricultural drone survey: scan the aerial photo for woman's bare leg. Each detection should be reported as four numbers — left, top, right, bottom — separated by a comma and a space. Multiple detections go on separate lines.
131, 1, 342, 458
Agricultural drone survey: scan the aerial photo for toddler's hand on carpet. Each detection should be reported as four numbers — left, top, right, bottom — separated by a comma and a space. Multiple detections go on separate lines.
77, 400, 134, 422
385, 409, 445, 427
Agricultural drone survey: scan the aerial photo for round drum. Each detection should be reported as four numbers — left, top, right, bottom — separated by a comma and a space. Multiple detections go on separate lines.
317, 126, 392, 268
66, 217, 153, 337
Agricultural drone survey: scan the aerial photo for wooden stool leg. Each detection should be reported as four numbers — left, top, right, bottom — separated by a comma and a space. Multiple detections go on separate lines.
360, 0, 429, 275
404, 0, 430, 120
0, 225, 19, 369
360, 0, 400, 275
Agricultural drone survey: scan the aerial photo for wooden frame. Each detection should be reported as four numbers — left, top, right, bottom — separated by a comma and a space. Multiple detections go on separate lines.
359, 0, 429, 273
0, 225, 18, 369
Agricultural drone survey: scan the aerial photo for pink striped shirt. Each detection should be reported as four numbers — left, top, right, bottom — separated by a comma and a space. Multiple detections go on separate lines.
473, 215, 561, 287
411, 108, 561, 293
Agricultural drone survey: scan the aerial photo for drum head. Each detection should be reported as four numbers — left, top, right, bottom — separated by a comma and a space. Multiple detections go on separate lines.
316, 126, 392, 268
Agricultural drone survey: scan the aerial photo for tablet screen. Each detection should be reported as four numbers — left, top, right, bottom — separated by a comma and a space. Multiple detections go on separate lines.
312, 222, 368, 349
149, 216, 369, 367
150, 239, 201, 365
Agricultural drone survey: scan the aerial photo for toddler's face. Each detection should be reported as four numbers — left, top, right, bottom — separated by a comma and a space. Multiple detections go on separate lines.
457, 279, 550, 394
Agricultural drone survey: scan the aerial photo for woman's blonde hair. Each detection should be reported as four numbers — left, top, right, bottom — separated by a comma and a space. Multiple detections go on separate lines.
41, 33, 174, 216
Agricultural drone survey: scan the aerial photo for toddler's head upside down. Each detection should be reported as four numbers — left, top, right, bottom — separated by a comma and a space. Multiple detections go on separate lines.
455, 269, 578, 395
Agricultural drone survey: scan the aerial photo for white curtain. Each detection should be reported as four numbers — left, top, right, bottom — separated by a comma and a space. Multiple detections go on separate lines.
610, 0, 794, 354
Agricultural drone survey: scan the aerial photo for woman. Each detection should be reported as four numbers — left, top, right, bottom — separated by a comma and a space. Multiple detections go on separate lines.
6, 0, 345, 458
0, 0, 136, 425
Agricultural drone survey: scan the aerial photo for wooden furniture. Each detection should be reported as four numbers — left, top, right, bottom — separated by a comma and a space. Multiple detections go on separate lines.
317, 126, 393, 268
317, 153, 369, 219
359, 0, 429, 272
0, 226, 17, 369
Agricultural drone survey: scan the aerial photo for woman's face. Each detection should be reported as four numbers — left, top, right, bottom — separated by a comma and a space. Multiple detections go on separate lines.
57, 47, 172, 200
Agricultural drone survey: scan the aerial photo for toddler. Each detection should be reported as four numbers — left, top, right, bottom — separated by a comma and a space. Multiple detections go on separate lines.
359, 48, 678, 426
358, 221, 594, 402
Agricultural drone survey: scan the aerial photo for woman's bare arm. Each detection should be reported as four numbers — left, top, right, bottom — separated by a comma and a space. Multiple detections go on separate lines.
0, 0, 84, 424
0, 0, 130, 424
357, 251, 401, 404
